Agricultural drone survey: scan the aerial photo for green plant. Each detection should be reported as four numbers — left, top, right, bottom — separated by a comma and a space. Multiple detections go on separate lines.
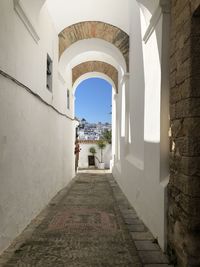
102, 130, 112, 144
97, 140, 106, 163
89, 147, 96, 156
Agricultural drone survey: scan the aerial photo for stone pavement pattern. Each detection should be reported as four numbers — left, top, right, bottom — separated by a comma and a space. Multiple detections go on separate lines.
0, 172, 172, 267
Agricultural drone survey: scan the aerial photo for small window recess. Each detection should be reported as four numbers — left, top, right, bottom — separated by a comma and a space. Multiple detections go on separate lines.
67, 89, 70, 110
46, 54, 53, 92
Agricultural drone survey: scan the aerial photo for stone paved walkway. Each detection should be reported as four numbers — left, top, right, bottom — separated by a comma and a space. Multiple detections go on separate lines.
0, 171, 172, 267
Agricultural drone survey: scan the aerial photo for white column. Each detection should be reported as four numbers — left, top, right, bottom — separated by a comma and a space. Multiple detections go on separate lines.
124, 73, 130, 148
112, 90, 116, 165
120, 73, 130, 155
72, 92, 76, 118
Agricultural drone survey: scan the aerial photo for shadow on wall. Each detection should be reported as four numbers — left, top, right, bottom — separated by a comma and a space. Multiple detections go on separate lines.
114, 139, 169, 251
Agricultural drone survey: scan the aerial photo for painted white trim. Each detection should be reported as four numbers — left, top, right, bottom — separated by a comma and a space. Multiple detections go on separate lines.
119, 72, 129, 87
143, 0, 170, 44
143, 5, 162, 44
58, 71, 66, 85
123, 72, 130, 83
73, 72, 116, 94
13, 0, 40, 43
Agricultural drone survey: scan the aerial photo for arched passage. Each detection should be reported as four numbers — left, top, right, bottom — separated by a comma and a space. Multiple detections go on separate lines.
72, 61, 118, 93
59, 21, 129, 70
5, 1, 198, 264
58, 38, 127, 85
74, 76, 113, 169
73, 72, 116, 94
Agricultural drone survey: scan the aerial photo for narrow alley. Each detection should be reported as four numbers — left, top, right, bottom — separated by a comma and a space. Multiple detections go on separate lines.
0, 171, 170, 267
1, 1, 200, 266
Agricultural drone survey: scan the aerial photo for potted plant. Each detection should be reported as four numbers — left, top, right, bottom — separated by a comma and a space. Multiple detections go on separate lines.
97, 140, 106, 169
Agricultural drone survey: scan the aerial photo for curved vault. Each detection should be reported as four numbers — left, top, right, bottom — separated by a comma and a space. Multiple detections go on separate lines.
72, 61, 118, 93
59, 21, 129, 71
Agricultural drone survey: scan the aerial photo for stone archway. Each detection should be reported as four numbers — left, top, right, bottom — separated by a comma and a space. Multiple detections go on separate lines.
59, 21, 129, 71
72, 61, 118, 93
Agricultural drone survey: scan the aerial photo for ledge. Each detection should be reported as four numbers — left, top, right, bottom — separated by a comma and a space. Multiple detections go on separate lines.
58, 72, 66, 85
143, 6, 162, 44
143, 0, 170, 44
125, 153, 144, 171
13, 0, 40, 43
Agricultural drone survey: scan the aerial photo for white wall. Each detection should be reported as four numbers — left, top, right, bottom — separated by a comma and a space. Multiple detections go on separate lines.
113, 0, 170, 251
0, 0, 76, 253
79, 143, 112, 169
46, 0, 130, 33
0, 0, 170, 256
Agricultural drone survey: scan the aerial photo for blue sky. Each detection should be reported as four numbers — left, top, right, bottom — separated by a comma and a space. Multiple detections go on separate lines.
75, 78, 112, 123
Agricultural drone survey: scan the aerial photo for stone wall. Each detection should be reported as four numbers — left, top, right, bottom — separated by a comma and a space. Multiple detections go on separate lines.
168, 1, 200, 266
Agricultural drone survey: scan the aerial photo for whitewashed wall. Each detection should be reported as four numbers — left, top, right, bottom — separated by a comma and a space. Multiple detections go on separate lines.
0, 1, 76, 253
79, 143, 112, 169
0, 0, 170, 256
113, 0, 170, 251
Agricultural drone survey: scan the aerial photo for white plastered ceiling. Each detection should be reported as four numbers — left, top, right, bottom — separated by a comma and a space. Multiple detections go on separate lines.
58, 38, 126, 88
45, 0, 130, 33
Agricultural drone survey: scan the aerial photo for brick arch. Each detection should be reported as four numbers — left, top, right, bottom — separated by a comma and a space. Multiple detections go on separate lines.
72, 61, 118, 92
59, 21, 129, 71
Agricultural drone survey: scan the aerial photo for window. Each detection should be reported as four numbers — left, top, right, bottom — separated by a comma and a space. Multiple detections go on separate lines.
67, 89, 70, 109
46, 54, 52, 92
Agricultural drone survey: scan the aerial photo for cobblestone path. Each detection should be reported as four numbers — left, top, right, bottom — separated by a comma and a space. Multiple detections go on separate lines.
0, 173, 142, 267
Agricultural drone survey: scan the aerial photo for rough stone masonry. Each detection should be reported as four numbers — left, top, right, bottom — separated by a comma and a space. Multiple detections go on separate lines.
168, 0, 200, 266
